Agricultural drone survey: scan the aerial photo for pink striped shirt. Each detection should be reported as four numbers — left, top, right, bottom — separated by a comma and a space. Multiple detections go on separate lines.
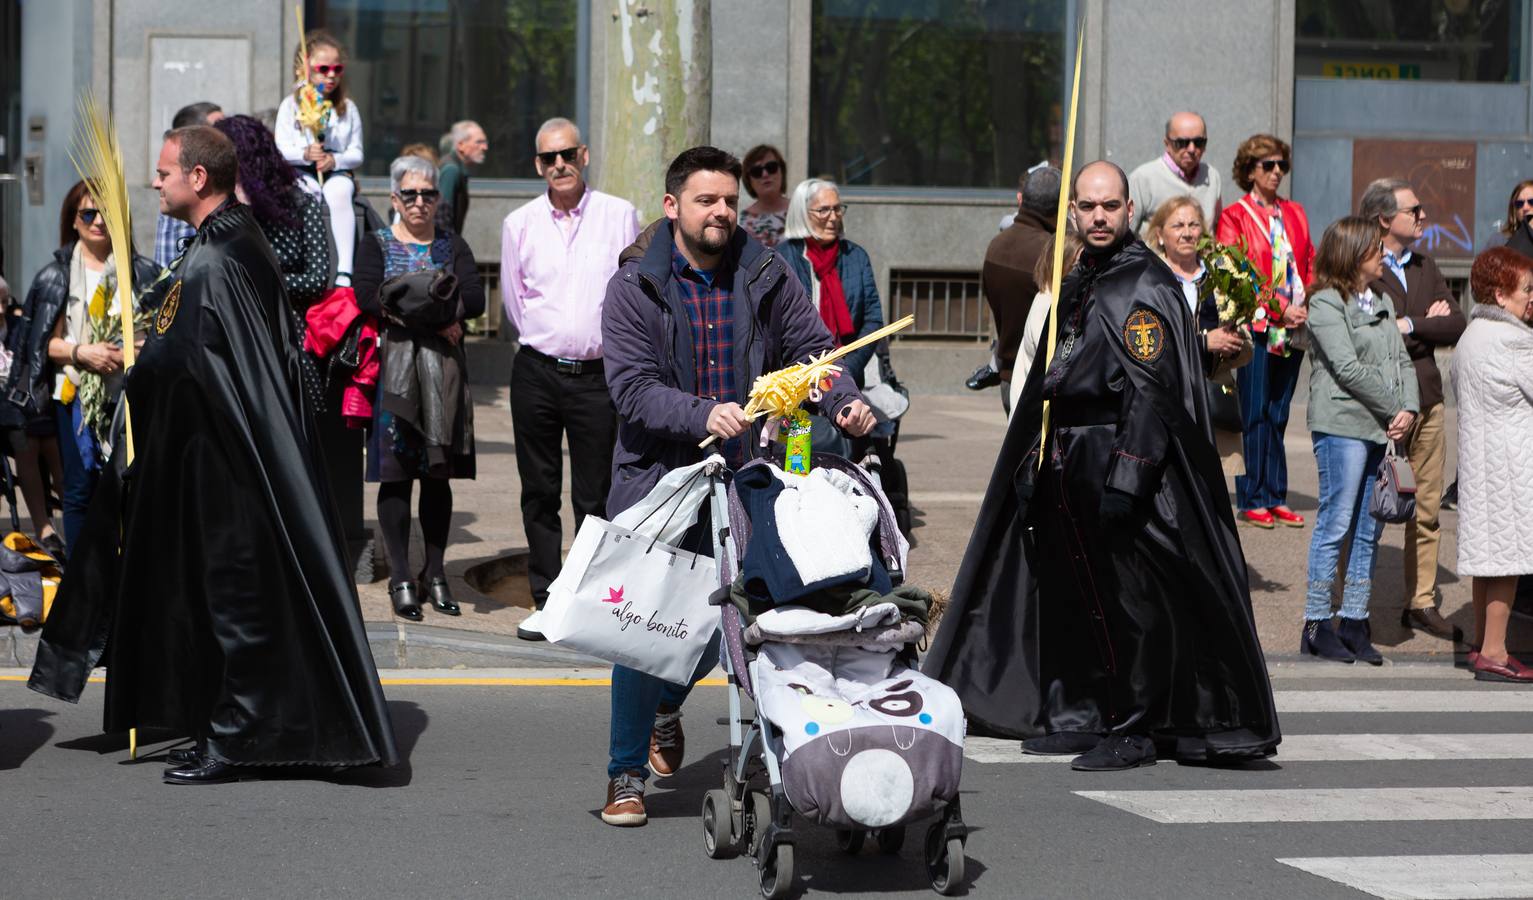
499, 187, 640, 360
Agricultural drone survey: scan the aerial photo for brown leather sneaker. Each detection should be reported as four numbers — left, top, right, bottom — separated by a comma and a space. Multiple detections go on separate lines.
1401, 606, 1464, 643
601, 772, 647, 827
649, 708, 685, 777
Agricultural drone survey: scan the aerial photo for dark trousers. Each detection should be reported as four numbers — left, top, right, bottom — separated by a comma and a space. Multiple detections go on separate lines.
510, 349, 616, 606
54, 402, 98, 556
1235, 346, 1304, 512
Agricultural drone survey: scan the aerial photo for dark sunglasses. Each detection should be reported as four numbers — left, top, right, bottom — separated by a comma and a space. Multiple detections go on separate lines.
537, 146, 581, 167
748, 160, 782, 179
396, 189, 440, 205
1169, 137, 1207, 150
1256, 158, 1291, 174
311, 63, 345, 76
1396, 204, 1424, 220
77, 208, 101, 224
1515, 198, 1533, 208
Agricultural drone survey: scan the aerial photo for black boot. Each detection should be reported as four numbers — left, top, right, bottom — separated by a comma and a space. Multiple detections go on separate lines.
1300, 618, 1355, 663
1336, 616, 1385, 666
389, 580, 423, 621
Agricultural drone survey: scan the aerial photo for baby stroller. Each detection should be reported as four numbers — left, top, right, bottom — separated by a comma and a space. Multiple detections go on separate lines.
698, 452, 967, 898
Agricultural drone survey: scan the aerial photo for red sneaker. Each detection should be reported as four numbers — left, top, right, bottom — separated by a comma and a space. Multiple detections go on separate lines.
1271, 506, 1305, 527
1241, 509, 1276, 529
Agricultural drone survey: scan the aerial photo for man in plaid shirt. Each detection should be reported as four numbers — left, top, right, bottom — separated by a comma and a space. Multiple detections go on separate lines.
596, 146, 875, 826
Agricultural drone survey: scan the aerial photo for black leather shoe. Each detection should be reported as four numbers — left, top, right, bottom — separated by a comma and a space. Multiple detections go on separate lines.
1300, 618, 1355, 663
1071, 735, 1156, 771
423, 576, 460, 616
1021, 731, 1101, 756
389, 580, 423, 621
165, 747, 200, 766
1401, 606, 1464, 643
965, 361, 1002, 391
163, 755, 243, 785
1336, 617, 1385, 666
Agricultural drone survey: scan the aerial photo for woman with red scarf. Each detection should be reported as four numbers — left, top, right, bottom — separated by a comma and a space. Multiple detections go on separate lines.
780, 178, 884, 389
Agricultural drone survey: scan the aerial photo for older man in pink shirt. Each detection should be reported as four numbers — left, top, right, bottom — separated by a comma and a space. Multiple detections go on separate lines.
501, 116, 640, 641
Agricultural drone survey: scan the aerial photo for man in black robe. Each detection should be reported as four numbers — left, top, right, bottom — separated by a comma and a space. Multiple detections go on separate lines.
29, 125, 399, 783
923, 161, 1279, 771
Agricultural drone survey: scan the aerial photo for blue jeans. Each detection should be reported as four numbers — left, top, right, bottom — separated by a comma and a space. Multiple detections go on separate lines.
54, 401, 100, 556
608, 634, 720, 780
1235, 347, 1304, 511
1305, 433, 1386, 621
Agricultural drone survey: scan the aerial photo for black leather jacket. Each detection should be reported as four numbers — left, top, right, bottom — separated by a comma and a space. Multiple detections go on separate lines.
3, 243, 162, 422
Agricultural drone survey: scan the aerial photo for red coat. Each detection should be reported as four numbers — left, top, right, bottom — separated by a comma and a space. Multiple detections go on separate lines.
1215, 193, 1315, 291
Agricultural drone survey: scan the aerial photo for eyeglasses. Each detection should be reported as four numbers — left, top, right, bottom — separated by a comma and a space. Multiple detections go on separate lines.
810, 203, 848, 218
77, 208, 101, 224
537, 146, 581, 167
748, 160, 782, 179
311, 63, 345, 76
396, 189, 440, 205
1168, 137, 1207, 150
1256, 158, 1291, 174
1515, 198, 1533, 208
1396, 204, 1424, 220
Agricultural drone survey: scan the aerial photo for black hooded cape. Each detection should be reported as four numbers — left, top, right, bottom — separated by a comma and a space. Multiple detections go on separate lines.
922, 237, 1279, 760
29, 202, 398, 768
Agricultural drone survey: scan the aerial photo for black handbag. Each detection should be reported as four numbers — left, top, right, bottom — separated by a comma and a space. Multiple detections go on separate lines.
1369, 440, 1417, 524
1204, 378, 1243, 433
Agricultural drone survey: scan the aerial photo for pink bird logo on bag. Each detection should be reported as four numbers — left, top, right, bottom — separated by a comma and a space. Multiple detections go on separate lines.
602, 585, 625, 604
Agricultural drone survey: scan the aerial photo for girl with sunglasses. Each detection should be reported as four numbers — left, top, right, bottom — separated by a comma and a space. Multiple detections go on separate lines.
276, 29, 364, 290
1500, 179, 1533, 260
740, 144, 789, 248
1216, 133, 1316, 531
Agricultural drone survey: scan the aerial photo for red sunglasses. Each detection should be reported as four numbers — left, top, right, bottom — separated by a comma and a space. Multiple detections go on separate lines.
311, 63, 345, 76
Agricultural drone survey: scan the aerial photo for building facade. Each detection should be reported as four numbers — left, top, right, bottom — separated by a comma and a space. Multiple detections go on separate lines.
4, 0, 1529, 366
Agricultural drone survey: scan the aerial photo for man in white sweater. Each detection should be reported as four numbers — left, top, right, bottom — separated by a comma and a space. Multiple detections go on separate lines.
1128, 111, 1222, 237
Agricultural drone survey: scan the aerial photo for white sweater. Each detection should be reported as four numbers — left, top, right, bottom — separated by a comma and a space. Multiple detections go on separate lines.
274, 93, 364, 173
1128, 156, 1222, 237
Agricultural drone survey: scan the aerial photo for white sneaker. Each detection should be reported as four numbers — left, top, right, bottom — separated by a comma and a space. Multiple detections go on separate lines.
517, 608, 546, 642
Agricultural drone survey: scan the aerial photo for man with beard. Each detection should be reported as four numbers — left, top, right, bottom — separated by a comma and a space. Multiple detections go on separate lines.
923, 160, 1279, 771
29, 125, 399, 783
596, 146, 874, 825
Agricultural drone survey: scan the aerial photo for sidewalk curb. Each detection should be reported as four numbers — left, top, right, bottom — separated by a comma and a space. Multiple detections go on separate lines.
365, 622, 606, 669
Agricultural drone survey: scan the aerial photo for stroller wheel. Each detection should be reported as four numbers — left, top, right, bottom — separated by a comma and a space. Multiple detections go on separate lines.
702, 789, 737, 859
759, 842, 794, 900
746, 790, 773, 858
875, 825, 905, 855
835, 829, 865, 855
924, 824, 965, 896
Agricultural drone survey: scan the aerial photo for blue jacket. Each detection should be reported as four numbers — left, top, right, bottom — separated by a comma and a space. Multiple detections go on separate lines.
780, 238, 884, 387
601, 221, 864, 517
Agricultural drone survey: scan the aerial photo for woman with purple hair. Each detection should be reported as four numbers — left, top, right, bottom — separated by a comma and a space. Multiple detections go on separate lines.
215, 114, 333, 309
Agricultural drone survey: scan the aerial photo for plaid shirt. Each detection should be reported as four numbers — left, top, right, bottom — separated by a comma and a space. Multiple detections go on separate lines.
672, 246, 742, 462
154, 213, 195, 268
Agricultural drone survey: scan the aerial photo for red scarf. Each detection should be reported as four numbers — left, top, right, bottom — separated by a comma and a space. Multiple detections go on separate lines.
805, 239, 854, 346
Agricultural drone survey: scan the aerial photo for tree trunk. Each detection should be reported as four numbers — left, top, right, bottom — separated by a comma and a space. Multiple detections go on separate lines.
601, 0, 711, 221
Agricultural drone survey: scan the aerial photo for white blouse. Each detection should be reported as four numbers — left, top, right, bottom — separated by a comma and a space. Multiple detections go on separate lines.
274, 93, 364, 173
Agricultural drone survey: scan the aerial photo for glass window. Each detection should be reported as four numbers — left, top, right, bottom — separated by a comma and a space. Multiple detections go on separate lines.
809, 0, 1066, 189
306, 0, 579, 179
1296, 0, 1524, 84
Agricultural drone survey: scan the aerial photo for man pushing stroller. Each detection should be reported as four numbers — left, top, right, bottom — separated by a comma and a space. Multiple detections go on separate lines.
597, 146, 875, 826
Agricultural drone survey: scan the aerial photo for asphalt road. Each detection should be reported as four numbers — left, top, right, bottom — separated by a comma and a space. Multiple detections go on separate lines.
4, 663, 1531, 900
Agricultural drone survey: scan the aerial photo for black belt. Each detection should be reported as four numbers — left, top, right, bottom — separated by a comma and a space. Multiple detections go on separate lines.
521, 345, 603, 375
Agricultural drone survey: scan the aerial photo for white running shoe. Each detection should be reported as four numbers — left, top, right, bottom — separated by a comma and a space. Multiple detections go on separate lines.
517, 608, 546, 642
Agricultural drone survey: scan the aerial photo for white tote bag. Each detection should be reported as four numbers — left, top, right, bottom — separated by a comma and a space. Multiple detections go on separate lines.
541, 458, 723, 685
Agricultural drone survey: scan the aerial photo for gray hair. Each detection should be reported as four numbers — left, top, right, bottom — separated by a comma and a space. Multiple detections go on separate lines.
450, 120, 482, 144
1021, 166, 1062, 218
1359, 177, 1412, 223
390, 154, 439, 194
783, 178, 839, 241
536, 116, 581, 147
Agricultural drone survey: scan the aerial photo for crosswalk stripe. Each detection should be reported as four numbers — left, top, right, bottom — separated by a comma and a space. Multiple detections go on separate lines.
965, 733, 1533, 764
1276, 854, 1533, 900
1074, 786, 1533, 823
1276, 690, 1533, 712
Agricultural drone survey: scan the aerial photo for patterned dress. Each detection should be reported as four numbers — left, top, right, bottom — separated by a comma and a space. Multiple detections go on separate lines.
740, 209, 786, 248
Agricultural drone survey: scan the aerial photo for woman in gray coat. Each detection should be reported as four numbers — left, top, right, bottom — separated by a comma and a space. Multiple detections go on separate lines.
1300, 217, 1418, 665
